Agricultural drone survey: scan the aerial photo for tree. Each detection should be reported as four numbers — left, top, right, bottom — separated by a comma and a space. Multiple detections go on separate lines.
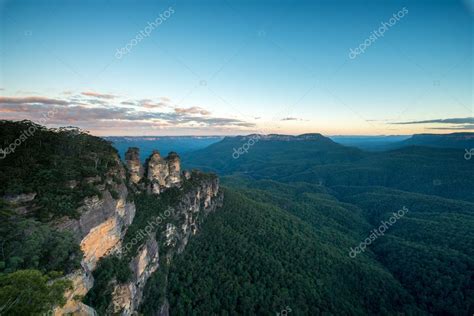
0, 270, 72, 315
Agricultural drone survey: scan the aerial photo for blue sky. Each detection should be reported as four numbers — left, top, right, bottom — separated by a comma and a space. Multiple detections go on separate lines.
0, 0, 472, 135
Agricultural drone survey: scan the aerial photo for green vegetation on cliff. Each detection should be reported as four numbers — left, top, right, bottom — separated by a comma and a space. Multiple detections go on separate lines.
0, 120, 119, 220
0, 120, 118, 314
0, 270, 72, 315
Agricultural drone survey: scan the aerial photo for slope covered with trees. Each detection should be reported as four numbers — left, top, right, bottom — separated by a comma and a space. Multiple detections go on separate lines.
169, 135, 474, 315
168, 188, 419, 315
0, 120, 120, 314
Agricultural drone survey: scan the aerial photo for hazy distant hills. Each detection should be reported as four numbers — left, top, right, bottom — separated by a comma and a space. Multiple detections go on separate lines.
331, 133, 474, 151
393, 132, 474, 149
184, 133, 474, 202
105, 133, 474, 161
330, 135, 410, 151
104, 136, 222, 161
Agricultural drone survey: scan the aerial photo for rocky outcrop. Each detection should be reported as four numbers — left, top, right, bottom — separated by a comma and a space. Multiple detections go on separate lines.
166, 152, 181, 187
110, 237, 160, 314
167, 173, 222, 254
53, 156, 136, 316
2, 192, 37, 204
53, 147, 221, 316
125, 147, 143, 185
146, 151, 182, 194
110, 168, 223, 315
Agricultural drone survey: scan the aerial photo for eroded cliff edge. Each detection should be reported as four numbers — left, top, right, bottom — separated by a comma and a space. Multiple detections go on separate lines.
0, 122, 222, 315
52, 153, 136, 315
56, 147, 222, 315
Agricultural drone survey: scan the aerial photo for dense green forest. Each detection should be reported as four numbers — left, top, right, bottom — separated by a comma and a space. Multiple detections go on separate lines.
165, 179, 473, 315
184, 135, 474, 202
170, 135, 474, 315
0, 120, 119, 220
0, 120, 119, 314
167, 188, 420, 315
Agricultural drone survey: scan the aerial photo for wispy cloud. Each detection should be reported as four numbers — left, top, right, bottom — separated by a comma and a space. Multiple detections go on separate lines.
139, 99, 167, 109
281, 117, 303, 121
81, 91, 117, 99
175, 106, 211, 116
392, 117, 474, 125
427, 124, 474, 130
0, 96, 69, 105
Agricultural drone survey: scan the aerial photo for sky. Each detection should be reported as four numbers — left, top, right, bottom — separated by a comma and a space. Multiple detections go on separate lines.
0, 0, 472, 136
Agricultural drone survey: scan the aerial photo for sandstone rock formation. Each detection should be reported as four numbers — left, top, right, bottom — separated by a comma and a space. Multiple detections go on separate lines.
53, 155, 136, 316
110, 237, 159, 314
110, 170, 223, 315
146, 150, 182, 194
125, 147, 143, 185
52, 148, 220, 316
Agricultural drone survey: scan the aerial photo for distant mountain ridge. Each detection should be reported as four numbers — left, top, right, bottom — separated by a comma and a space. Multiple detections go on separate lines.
226, 133, 337, 143
104, 136, 223, 161
395, 132, 474, 149
184, 132, 474, 202
331, 133, 474, 151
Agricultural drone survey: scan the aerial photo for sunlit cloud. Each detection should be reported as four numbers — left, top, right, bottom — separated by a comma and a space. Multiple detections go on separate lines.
280, 117, 305, 121
0, 93, 254, 135
0, 96, 69, 105
175, 106, 211, 116
81, 91, 117, 99
392, 117, 474, 125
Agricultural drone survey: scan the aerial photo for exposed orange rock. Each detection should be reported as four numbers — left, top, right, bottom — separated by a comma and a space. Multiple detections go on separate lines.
80, 217, 121, 270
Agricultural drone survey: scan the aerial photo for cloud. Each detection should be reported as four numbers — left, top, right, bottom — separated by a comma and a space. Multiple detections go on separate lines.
175, 106, 211, 116
138, 99, 166, 109
280, 117, 308, 121
427, 124, 474, 130
392, 117, 474, 125
0, 94, 255, 132
0, 96, 69, 105
81, 91, 117, 99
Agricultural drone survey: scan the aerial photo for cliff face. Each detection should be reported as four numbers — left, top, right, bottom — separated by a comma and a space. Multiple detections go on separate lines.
110, 237, 160, 314
53, 155, 136, 315
109, 151, 222, 315
52, 147, 222, 315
